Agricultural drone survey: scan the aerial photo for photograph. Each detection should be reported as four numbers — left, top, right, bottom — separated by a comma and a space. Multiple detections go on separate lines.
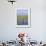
17, 9, 28, 25
0, 0, 46, 46
16, 8, 31, 28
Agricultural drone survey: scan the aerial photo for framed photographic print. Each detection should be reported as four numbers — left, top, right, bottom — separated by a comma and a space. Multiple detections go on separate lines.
15, 8, 31, 28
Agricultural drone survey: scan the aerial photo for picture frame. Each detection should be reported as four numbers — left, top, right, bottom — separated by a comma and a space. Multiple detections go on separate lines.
15, 8, 31, 28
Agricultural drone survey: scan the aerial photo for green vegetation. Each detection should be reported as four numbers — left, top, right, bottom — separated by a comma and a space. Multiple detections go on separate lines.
17, 15, 28, 20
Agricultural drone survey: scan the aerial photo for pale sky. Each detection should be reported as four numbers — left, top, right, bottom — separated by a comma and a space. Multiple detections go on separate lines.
17, 9, 28, 16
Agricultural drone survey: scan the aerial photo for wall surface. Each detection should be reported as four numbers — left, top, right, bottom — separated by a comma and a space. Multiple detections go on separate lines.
0, 0, 46, 42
